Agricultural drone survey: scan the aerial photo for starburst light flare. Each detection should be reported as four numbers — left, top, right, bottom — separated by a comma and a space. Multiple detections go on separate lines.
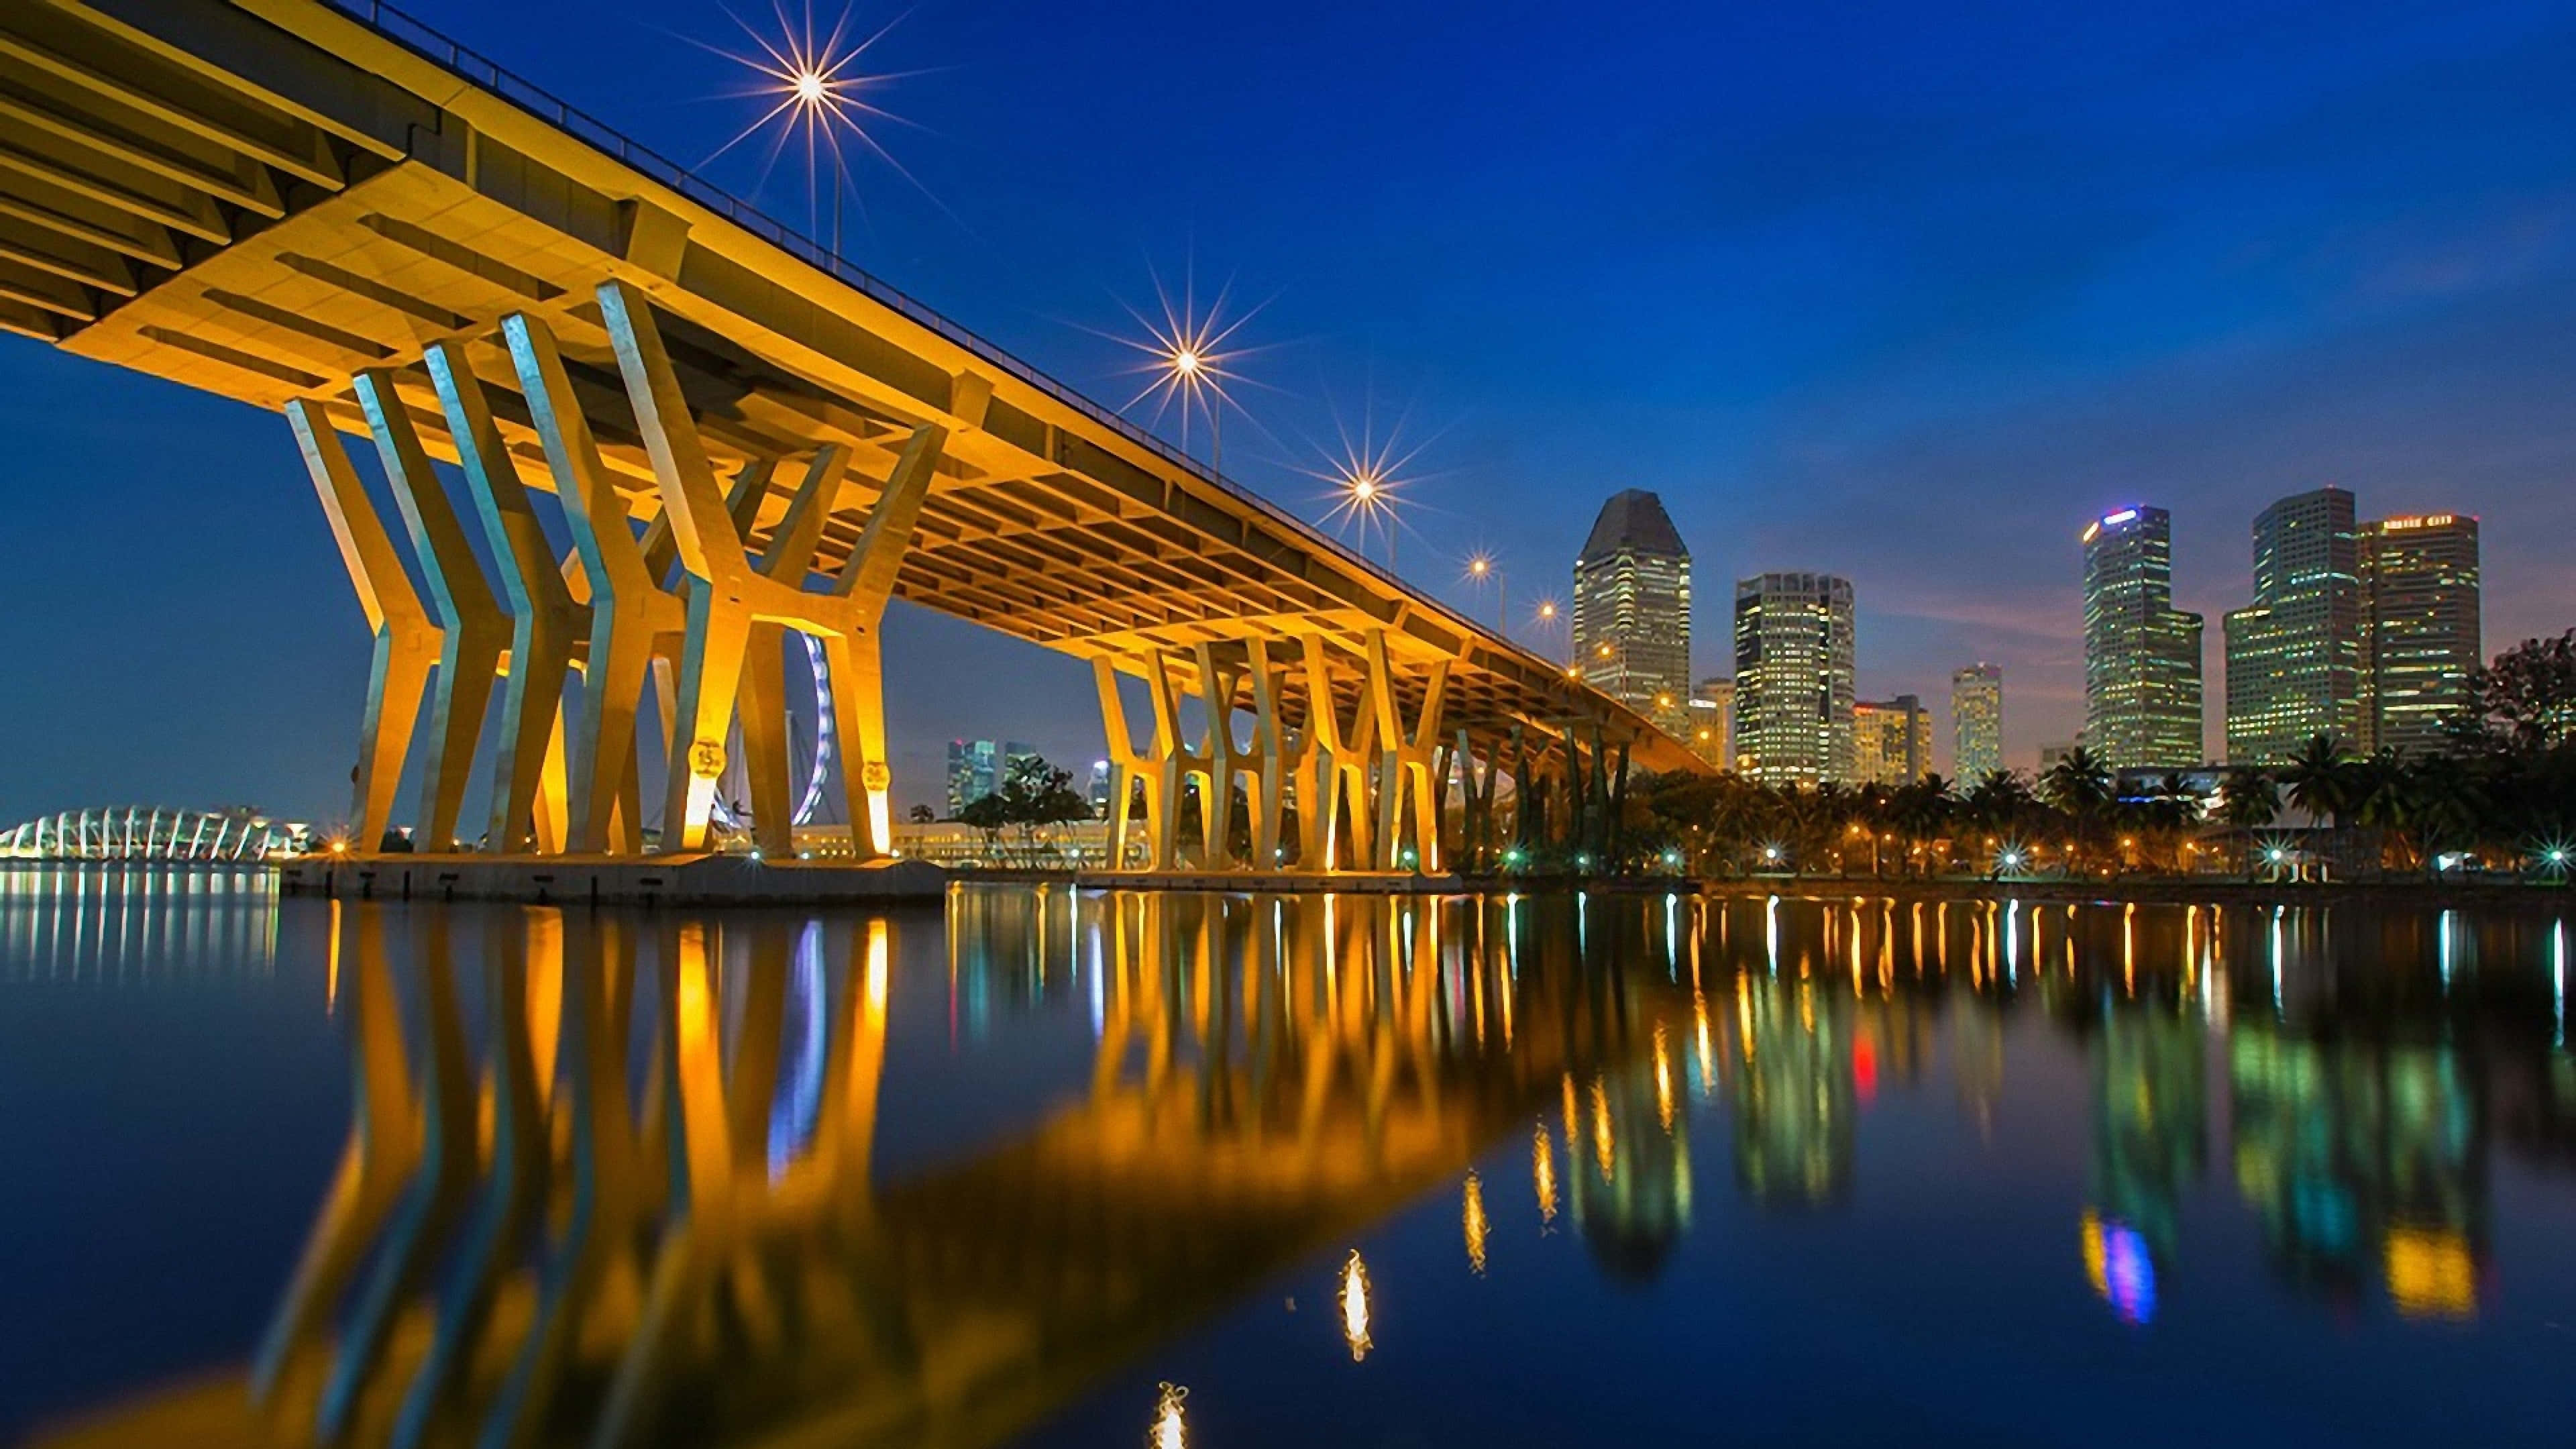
1302, 392, 1446, 574
690, 2, 934, 249
1089, 260, 1277, 471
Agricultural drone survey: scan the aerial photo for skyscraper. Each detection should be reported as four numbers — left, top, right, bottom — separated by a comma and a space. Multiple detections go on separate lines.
1733, 572, 1856, 786
1573, 490, 1692, 735
2082, 507, 2203, 771
945, 739, 998, 816
944, 739, 1036, 815
1687, 676, 1735, 769
1951, 664, 2003, 783
1851, 695, 1932, 785
2223, 487, 2360, 765
2359, 513, 2480, 756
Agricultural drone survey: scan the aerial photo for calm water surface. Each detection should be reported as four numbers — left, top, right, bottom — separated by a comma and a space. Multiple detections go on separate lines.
5, 867, 2575, 1446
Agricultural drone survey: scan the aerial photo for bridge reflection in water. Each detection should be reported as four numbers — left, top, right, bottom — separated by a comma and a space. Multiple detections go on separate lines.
37, 889, 1708, 1448
28, 890, 2566, 1447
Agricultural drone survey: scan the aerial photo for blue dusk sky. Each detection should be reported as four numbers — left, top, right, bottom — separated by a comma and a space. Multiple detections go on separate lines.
3, 0, 2573, 825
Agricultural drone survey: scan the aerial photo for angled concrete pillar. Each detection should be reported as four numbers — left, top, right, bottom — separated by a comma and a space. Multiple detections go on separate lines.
600, 280, 926, 855
737, 447, 849, 855
1365, 630, 1450, 873
1300, 636, 1378, 871
502, 312, 687, 854
1455, 727, 1501, 873
1190, 643, 1251, 869
1142, 650, 1219, 869
288, 400, 439, 852
818, 425, 944, 860
1095, 657, 1167, 871
425, 342, 580, 855
1244, 638, 1307, 869
354, 370, 508, 853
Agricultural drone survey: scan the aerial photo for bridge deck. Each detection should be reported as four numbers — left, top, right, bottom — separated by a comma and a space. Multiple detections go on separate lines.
0, 0, 1697, 769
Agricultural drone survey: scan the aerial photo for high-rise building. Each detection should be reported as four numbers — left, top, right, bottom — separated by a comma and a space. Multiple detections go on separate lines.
1087, 759, 1115, 818
2359, 513, 2480, 756
1686, 676, 1735, 769
1733, 573, 1856, 786
1951, 664, 2003, 784
1004, 741, 1040, 780
945, 739, 1035, 815
2223, 488, 2361, 765
1573, 490, 1692, 735
1851, 695, 1932, 785
945, 739, 998, 816
2082, 507, 2203, 771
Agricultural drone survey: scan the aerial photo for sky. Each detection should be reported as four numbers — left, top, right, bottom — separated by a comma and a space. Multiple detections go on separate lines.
3, 0, 2574, 827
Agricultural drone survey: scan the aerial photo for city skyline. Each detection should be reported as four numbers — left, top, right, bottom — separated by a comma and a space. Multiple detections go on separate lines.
3, 0, 2574, 825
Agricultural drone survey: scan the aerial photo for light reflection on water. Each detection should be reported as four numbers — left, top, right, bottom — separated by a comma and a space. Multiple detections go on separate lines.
2, 876, 2575, 1446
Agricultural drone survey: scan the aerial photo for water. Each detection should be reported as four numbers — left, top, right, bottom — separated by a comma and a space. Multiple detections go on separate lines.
5, 869, 2575, 1446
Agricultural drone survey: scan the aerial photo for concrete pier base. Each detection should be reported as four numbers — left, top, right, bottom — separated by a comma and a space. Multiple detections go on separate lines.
278, 853, 951, 906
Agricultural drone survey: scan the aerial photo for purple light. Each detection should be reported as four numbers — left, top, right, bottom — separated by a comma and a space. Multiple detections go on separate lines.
2102, 1222, 2157, 1324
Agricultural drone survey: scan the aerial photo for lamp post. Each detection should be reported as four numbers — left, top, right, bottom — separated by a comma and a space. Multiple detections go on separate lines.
1465, 551, 1505, 637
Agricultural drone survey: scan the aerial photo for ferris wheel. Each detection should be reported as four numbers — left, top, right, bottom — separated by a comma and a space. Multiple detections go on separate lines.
707, 634, 839, 837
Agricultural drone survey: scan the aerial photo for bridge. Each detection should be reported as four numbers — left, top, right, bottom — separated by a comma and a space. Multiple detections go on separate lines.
0, 0, 1698, 875
32, 890, 1709, 1449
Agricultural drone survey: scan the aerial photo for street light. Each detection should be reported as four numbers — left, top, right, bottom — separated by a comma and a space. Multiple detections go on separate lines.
698, 3, 916, 255
1101, 264, 1266, 472
1464, 551, 1507, 635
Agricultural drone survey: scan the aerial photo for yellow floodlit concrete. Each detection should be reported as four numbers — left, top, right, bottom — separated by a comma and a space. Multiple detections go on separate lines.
0, 0, 1704, 869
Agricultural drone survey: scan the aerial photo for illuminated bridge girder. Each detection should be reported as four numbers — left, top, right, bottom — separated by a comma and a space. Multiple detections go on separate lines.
0, 0, 1703, 867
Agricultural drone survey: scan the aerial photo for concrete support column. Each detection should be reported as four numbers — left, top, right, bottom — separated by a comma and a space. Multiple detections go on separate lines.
504, 312, 687, 855
1095, 657, 1169, 871
427, 342, 580, 855
596, 281, 765, 853
736, 447, 849, 856
598, 280, 945, 859
354, 370, 509, 853
820, 425, 945, 861
288, 400, 439, 853
1140, 651, 1216, 869
1191, 644, 1252, 869
1364, 630, 1450, 873
1299, 636, 1378, 872
1244, 638, 1307, 869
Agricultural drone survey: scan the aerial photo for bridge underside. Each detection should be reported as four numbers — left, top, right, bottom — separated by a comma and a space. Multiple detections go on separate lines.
0, 0, 1700, 869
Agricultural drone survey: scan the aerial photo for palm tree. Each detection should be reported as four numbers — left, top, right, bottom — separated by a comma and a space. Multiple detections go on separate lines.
2279, 734, 2356, 830
2218, 765, 2279, 878
2041, 747, 2115, 871
2040, 747, 2114, 815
